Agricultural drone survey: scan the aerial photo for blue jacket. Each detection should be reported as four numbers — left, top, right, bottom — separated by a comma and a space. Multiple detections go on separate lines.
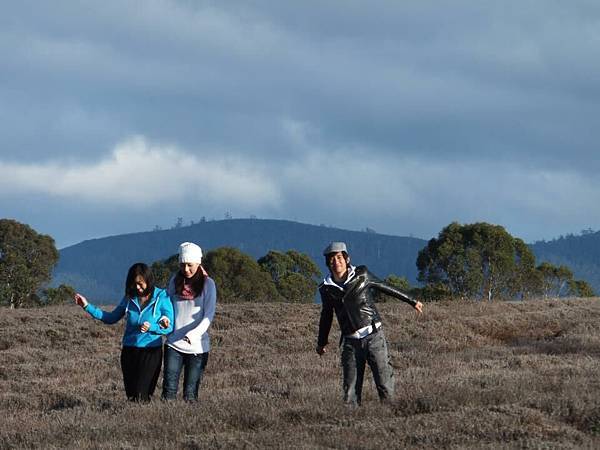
84, 287, 174, 347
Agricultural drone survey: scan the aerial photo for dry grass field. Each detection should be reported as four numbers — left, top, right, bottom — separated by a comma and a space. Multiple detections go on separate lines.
1, 298, 600, 449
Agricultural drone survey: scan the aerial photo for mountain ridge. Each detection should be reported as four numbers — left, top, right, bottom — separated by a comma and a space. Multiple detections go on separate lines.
53, 218, 600, 302
54, 218, 427, 302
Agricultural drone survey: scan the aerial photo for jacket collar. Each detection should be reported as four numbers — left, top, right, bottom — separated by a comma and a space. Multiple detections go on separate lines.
131, 287, 161, 310
323, 265, 356, 291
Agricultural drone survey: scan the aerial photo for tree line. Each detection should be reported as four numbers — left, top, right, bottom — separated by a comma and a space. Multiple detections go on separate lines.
0, 219, 595, 308
150, 247, 321, 303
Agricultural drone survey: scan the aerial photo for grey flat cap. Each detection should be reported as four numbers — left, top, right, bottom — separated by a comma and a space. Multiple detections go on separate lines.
323, 241, 348, 256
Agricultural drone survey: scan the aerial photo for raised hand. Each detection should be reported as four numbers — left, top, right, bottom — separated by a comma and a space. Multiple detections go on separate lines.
73, 293, 88, 308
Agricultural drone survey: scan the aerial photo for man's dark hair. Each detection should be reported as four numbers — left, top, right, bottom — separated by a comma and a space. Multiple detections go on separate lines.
125, 263, 155, 298
325, 251, 349, 267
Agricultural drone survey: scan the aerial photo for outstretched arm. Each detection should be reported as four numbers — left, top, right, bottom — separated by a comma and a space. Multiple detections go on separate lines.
367, 271, 423, 313
370, 279, 415, 305
74, 293, 127, 324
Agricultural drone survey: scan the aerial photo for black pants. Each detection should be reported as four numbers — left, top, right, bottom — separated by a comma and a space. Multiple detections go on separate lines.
120, 345, 163, 402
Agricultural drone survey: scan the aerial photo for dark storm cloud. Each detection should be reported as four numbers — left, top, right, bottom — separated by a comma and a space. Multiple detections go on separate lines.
3, 1, 599, 165
1, 1, 600, 246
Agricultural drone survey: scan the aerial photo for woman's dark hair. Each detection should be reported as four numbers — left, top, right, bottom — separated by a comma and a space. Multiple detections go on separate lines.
125, 263, 155, 299
175, 265, 205, 297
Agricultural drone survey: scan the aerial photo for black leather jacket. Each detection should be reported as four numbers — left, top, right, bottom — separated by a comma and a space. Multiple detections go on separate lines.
317, 265, 417, 347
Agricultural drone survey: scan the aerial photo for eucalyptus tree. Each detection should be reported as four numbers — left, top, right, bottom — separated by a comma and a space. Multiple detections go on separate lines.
417, 222, 536, 301
0, 219, 59, 308
202, 247, 280, 303
258, 250, 321, 303
536, 262, 574, 298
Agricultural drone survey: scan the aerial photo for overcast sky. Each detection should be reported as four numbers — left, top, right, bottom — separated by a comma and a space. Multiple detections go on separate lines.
2, 0, 600, 249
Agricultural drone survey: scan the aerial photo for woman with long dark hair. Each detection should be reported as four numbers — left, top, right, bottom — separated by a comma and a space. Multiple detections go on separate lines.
160, 242, 216, 401
74, 262, 173, 401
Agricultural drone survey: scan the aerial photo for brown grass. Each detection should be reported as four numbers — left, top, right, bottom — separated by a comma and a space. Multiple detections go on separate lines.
1, 298, 600, 449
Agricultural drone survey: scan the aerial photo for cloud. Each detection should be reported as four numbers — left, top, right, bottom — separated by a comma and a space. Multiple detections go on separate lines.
2, 1, 600, 247
0, 136, 281, 209
3, 1, 600, 170
279, 147, 600, 242
1, 131, 599, 247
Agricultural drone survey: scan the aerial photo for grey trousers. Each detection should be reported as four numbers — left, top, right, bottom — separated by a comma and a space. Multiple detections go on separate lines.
340, 329, 395, 405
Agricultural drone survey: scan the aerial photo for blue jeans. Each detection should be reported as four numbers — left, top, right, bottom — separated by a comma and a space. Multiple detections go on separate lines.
162, 345, 209, 401
341, 330, 394, 405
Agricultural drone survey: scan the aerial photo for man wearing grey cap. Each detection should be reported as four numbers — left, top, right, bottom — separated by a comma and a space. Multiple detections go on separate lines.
317, 241, 423, 406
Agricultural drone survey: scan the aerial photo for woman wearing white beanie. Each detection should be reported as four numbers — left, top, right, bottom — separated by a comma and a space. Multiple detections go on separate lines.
160, 242, 217, 401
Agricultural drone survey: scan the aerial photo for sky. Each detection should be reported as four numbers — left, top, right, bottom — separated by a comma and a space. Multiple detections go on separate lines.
2, 0, 600, 249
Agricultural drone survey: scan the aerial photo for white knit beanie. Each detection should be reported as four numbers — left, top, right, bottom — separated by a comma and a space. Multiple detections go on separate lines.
178, 242, 203, 264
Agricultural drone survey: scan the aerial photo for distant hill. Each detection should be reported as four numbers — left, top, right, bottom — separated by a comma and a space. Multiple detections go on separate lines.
53, 219, 427, 302
53, 219, 600, 302
530, 231, 600, 293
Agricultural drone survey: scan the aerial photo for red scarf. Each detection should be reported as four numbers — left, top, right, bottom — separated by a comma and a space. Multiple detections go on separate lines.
178, 267, 208, 300
179, 278, 196, 300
